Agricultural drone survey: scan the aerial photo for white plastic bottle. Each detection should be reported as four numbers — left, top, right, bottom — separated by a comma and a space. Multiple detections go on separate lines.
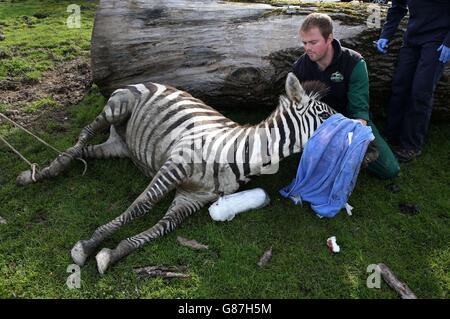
208, 188, 270, 222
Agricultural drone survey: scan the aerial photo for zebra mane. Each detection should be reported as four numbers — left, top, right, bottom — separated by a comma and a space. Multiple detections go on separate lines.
277, 80, 329, 109
301, 80, 329, 100
261, 80, 329, 125
277, 80, 329, 107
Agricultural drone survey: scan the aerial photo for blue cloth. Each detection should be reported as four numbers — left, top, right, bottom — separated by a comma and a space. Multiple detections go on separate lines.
279, 114, 374, 218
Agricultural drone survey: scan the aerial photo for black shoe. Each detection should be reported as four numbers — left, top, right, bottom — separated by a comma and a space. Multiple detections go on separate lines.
394, 148, 422, 163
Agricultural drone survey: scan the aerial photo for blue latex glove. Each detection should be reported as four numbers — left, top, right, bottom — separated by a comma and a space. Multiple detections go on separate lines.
376, 38, 389, 54
437, 44, 450, 64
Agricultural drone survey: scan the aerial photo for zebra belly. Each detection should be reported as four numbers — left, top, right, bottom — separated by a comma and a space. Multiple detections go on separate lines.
124, 111, 170, 177
186, 159, 243, 196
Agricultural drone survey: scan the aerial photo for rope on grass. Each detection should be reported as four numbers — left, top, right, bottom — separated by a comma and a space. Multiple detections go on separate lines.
0, 112, 88, 178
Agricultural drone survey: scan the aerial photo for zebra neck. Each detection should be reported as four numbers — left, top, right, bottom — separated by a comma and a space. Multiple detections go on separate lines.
245, 107, 303, 176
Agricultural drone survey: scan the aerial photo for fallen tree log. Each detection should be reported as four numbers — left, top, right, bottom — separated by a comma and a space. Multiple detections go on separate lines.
91, 0, 449, 120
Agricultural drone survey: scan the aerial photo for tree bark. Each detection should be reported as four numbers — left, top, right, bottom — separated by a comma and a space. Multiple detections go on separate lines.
91, 0, 449, 120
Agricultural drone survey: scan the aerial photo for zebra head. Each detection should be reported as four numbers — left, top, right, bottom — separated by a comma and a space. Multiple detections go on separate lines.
285, 72, 335, 124
281, 72, 336, 152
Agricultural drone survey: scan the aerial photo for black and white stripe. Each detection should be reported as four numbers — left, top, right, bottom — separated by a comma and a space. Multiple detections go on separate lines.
34, 73, 335, 273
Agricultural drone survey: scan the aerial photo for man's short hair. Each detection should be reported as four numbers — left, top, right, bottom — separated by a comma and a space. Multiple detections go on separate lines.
300, 13, 333, 40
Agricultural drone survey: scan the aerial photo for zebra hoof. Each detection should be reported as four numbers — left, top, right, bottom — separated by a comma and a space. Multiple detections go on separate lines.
16, 170, 34, 186
96, 248, 112, 275
71, 240, 92, 266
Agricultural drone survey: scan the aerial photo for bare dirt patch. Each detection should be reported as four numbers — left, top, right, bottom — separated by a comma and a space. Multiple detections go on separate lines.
0, 56, 93, 128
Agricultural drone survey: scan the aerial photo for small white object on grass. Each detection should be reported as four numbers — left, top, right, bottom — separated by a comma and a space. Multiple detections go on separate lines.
344, 203, 353, 216
327, 236, 341, 253
208, 188, 270, 222
257, 247, 273, 267
0, 216, 6, 224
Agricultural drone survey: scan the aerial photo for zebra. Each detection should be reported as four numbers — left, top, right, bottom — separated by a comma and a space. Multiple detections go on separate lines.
16, 73, 336, 274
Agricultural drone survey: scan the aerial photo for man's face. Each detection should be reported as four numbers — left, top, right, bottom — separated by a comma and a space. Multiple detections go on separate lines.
300, 27, 333, 62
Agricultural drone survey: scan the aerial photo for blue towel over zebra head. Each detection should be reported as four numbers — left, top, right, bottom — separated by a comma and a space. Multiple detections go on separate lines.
279, 113, 374, 218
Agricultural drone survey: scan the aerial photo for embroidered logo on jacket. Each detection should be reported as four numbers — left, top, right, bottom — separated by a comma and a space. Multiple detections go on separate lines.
330, 72, 344, 82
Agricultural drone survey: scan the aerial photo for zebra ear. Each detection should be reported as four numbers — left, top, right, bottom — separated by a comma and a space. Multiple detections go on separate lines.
285, 73, 305, 104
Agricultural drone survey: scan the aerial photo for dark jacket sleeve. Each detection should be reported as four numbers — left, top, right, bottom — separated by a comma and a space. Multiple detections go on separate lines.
380, 0, 408, 40
445, 29, 450, 47
445, 5, 450, 47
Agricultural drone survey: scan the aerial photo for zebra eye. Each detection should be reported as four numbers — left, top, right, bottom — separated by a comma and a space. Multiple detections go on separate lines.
319, 111, 331, 120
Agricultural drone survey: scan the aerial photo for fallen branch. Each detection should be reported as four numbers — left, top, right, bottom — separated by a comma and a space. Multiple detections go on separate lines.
257, 247, 273, 267
177, 236, 209, 250
133, 266, 189, 279
377, 263, 418, 299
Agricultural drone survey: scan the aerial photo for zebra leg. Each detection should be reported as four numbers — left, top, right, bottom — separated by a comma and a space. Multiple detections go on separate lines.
16, 90, 132, 186
71, 161, 189, 266
80, 126, 130, 159
95, 190, 211, 274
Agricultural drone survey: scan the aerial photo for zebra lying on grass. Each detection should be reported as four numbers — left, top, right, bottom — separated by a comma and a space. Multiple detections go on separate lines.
17, 73, 338, 274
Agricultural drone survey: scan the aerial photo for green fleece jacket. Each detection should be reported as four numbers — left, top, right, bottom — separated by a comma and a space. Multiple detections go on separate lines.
347, 59, 370, 122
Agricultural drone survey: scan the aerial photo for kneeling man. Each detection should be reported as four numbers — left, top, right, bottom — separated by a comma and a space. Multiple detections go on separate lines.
293, 13, 400, 179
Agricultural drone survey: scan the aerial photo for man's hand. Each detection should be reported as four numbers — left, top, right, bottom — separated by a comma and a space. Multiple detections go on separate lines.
357, 119, 367, 126
437, 44, 450, 64
376, 38, 389, 54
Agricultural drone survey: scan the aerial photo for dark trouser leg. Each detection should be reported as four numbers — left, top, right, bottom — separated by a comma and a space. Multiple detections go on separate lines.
367, 121, 400, 179
385, 46, 421, 141
400, 42, 445, 151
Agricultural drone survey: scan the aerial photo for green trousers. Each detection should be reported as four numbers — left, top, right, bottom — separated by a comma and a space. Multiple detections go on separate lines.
366, 121, 400, 179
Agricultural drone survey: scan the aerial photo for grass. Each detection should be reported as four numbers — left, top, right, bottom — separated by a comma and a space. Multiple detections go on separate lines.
0, 0, 95, 83
0, 0, 449, 299
24, 96, 61, 113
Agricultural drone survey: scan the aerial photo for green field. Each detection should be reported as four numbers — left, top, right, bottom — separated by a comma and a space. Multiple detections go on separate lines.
0, 0, 448, 299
